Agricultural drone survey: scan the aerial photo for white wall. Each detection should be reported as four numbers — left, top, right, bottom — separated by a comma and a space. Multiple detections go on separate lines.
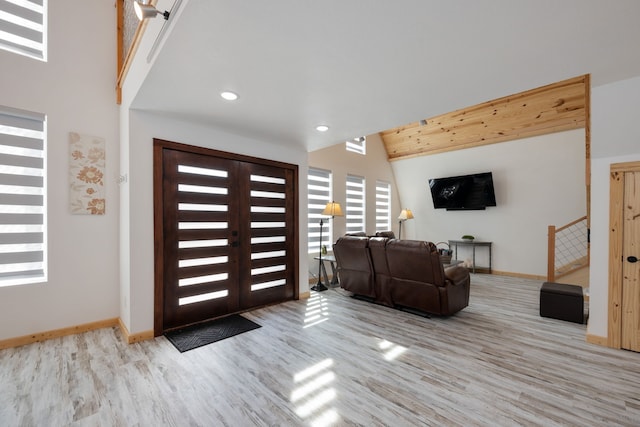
307, 133, 401, 282
119, 112, 309, 334
588, 75, 640, 338
117, 0, 310, 335
390, 130, 586, 276
0, 2, 119, 340
308, 133, 401, 239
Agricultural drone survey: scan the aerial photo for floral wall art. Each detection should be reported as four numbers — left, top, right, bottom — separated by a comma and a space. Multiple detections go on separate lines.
69, 132, 105, 215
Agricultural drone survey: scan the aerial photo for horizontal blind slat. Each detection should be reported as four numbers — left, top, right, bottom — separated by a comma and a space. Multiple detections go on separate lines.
0, 232, 43, 244
0, 172, 42, 187
0, 152, 43, 169
0, 18, 41, 43
0, 213, 42, 224
0, 133, 43, 150
0, 110, 44, 130
0, 250, 42, 264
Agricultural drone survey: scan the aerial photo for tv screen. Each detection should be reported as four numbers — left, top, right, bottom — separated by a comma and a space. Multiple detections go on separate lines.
429, 172, 496, 210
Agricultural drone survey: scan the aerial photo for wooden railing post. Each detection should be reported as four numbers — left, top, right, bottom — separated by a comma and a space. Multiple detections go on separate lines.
547, 225, 556, 282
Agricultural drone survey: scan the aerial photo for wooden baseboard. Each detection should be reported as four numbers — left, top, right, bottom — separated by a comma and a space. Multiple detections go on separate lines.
0, 318, 119, 350
586, 333, 608, 347
490, 270, 546, 280
117, 318, 154, 344
299, 291, 311, 299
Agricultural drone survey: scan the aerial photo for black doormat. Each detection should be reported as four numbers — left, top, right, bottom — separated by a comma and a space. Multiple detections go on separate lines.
165, 314, 261, 353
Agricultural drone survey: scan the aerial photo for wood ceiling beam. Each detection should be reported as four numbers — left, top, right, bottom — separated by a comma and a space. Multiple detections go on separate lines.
380, 75, 587, 161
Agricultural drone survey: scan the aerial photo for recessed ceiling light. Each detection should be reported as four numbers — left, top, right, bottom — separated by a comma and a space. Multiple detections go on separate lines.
315, 125, 329, 132
220, 91, 239, 101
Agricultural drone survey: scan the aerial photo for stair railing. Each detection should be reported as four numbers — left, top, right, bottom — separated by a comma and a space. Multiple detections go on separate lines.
547, 216, 588, 282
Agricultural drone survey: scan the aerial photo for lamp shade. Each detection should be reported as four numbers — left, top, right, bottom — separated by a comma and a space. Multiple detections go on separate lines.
322, 201, 344, 217
398, 209, 414, 220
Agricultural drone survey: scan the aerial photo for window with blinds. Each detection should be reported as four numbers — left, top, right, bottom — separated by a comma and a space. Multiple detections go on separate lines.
0, 106, 46, 287
346, 174, 365, 234
375, 180, 391, 232
0, 0, 46, 61
346, 137, 366, 155
307, 167, 331, 254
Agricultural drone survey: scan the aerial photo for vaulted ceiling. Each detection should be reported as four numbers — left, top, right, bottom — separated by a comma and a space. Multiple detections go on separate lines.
380, 75, 587, 161
132, 1, 640, 153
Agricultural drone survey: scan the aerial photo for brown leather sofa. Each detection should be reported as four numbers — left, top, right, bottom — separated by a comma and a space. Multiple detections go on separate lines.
333, 236, 470, 316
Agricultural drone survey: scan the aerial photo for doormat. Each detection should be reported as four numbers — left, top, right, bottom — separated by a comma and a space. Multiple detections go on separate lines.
165, 314, 261, 353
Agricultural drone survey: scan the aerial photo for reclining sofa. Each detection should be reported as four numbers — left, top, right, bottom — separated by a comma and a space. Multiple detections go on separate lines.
333, 236, 470, 316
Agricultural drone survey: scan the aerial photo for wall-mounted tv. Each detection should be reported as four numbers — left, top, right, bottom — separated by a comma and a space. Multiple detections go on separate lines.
429, 172, 496, 210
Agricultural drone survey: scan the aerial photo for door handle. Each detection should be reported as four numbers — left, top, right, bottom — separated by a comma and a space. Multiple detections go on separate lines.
628, 256, 638, 263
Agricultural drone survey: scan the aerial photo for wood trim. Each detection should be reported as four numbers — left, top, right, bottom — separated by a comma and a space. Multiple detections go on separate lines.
490, 270, 546, 281
115, 2, 153, 105
585, 74, 591, 222
556, 215, 588, 233
118, 318, 154, 344
0, 318, 119, 350
152, 139, 300, 171
299, 291, 311, 299
611, 161, 640, 173
586, 333, 608, 347
547, 225, 556, 282
607, 163, 630, 349
153, 142, 165, 336
116, 0, 124, 103
381, 75, 587, 161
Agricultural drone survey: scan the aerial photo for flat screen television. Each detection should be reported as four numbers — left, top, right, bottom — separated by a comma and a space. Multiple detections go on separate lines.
429, 172, 496, 210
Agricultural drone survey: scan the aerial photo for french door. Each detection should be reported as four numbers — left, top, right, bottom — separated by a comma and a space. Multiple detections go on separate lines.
154, 140, 298, 334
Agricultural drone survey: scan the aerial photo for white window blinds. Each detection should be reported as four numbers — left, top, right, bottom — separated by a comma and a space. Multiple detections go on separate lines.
346, 174, 365, 234
346, 137, 366, 155
375, 180, 391, 232
0, 105, 46, 287
0, 0, 46, 61
308, 167, 331, 253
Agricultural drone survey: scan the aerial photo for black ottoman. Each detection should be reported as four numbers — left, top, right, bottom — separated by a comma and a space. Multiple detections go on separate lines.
540, 282, 584, 324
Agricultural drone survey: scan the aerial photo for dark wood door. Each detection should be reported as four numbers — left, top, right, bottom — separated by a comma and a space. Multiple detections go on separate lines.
154, 141, 297, 333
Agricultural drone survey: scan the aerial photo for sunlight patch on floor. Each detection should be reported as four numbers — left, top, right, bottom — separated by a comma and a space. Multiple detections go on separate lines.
292, 358, 338, 426
378, 338, 407, 361
304, 292, 330, 328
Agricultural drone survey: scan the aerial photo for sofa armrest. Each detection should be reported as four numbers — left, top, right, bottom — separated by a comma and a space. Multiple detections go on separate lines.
444, 266, 470, 287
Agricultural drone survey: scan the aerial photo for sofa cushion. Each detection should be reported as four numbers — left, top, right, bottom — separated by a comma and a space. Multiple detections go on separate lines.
385, 240, 446, 286
368, 237, 393, 306
333, 236, 375, 297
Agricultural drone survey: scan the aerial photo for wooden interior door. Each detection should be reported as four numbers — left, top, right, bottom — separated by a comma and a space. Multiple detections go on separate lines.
154, 140, 298, 334
621, 171, 640, 351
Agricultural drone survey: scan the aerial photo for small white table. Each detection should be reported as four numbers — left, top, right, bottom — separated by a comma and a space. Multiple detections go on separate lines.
314, 255, 339, 286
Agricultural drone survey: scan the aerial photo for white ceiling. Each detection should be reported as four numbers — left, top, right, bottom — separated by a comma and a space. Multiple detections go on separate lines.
132, 0, 640, 152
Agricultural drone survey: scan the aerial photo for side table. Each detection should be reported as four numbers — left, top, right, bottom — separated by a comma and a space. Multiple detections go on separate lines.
448, 240, 492, 273
313, 255, 339, 286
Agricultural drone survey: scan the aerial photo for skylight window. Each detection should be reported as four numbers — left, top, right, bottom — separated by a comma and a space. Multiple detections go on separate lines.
346, 137, 365, 155
0, 0, 47, 61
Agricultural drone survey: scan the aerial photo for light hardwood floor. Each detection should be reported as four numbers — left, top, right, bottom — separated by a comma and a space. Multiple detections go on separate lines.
2, 274, 640, 426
